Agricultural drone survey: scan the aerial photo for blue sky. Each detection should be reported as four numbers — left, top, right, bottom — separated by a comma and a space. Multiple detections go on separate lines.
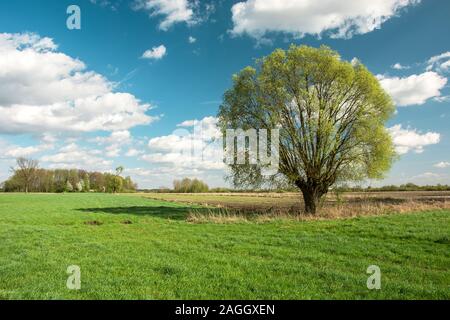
0, 0, 449, 188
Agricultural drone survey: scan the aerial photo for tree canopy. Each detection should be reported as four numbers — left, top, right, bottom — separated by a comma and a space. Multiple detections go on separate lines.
2, 159, 137, 193
173, 178, 210, 193
219, 45, 396, 214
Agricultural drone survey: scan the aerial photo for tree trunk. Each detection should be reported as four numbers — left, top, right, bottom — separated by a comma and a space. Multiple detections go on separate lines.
301, 188, 321, 215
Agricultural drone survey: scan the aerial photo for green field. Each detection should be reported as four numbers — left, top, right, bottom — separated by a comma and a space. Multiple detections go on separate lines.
0, 193, 449, 299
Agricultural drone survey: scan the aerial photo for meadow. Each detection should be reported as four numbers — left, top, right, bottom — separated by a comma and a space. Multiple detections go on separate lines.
0, 193, 449, 299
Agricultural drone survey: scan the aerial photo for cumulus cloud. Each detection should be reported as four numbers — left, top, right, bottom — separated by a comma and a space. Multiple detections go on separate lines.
131, 116, 227, 188
4, 145, 48, 158
91, 130, 133, 158
434, 161, 450, 168
125, 148, 143, 157
0, 139, 54, 159
93, 130, 132, 145
133, 0, 195, 30
0, 32, 156, 134
230, 0, 420, 39
123, 165, 226, 189
144, 116, 224, 170
378, 72, 447, 106
388, 125, 440, 155
41, 143, 113, 171
142, 45, 167, 60
426, 52, 450, 73
434, 96, 450, 103
412, 172, 441, 179
104, 145, 122, 158
391, 63, 410, 70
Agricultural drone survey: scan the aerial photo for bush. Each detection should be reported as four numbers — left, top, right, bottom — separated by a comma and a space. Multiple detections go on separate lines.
173, 178, 209, 193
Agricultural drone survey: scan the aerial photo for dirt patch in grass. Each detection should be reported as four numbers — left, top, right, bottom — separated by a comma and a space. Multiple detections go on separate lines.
84, 220, 103, 226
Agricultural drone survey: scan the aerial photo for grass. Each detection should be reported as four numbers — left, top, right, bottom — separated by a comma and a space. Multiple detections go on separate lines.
0, 193, 449, 299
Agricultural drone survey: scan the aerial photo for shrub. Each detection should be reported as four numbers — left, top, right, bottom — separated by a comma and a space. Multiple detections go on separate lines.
173, 178, 209, 193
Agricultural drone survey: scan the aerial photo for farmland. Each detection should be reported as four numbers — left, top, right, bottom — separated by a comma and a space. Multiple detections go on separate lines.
139, 191, 450, 221
0, 193, 449, 299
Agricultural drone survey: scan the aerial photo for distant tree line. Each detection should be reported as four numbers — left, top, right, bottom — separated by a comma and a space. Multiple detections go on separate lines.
334, 183, 450, 192
142, 182, 450, 194
173, 178, 209, 193
0, 158, 137, 193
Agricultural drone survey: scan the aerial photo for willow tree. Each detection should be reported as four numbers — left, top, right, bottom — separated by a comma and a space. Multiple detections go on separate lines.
218, 45, 395, 214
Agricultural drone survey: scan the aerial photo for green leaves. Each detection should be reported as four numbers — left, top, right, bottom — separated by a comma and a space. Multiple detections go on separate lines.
219, 45, 396, 194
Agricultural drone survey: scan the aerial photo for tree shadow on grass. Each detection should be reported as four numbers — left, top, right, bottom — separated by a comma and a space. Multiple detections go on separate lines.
77, 206, 193, 220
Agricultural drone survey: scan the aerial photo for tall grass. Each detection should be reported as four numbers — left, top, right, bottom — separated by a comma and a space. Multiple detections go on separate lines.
187, 198, 450, 223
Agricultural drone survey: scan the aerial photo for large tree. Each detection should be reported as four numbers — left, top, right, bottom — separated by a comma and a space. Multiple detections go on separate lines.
218, 45, 396, 214
12, 157, 40, 193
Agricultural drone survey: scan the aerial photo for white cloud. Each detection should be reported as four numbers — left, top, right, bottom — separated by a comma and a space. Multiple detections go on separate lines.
1, 144, 53, 159
0, 138, 54, 159
378, 72, 447, 106
41, 143, 113, 171
91, 130, 133, 158
142, 45, 167, 60
0, 32, 156, 134
5, 146, 46, 158
124, 165, 226, 189
412, 172, 441, 179
434, 95, 450, 103
178, 116, 222, 142
93, 130, 132, 145
230, 0, 420, 39
144, 116, 224, 171
188, 36, 196, 43
133, 0, 195, 30
388, 125, 440, 155
109, 130, 132, 144
379, 171, 450, 186
392, 63, 410, 70
125, 148, 143, 157
124, 167, 161, 177
177, 119, 198, 127
104, 145, 122, 158
41, 133, 58, 144
427, 52, 450, 73
440, 61, 450, 71
434, 161, 450, 168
